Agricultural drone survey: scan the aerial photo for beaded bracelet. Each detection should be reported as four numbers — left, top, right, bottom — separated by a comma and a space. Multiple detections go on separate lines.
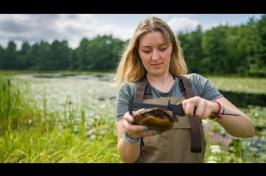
123, 132, 141, 144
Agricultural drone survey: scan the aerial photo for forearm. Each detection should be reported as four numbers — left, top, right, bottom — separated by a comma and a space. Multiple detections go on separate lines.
118, 137, 141, 163
215, 107, 255, 138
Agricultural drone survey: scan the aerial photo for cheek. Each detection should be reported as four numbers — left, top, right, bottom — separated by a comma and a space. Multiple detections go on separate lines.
139, 55, 149, 68
162, 52, 172, 63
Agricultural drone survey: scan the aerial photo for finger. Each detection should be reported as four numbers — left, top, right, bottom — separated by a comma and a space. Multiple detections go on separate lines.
133, 108, 145, 116
195, 99, 207, 118
124, 121, 148, 135
204, 105, 213, 118
184, 101, 196, 116
138, 129, 159, 137
122, 118, 131, 131
123, 111, 134, 124
204, 101, 217, 118
182, 100, 187, 115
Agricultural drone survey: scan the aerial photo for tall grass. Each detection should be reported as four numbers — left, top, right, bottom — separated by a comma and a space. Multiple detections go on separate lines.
0, 75, 36, 132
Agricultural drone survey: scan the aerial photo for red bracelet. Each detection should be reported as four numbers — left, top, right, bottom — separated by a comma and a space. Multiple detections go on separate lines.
211, 100, 222, 120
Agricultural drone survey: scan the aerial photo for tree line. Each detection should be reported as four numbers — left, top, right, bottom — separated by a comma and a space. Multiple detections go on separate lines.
0, 15, 265, 77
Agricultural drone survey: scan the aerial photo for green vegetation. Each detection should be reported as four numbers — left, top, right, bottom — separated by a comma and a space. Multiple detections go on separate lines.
0, 72, 265, 162
179, 15, 266, 77
207, 76, 266, 95
0, 74, 120, 162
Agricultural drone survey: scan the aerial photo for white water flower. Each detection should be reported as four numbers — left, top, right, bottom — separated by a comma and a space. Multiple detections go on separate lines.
207, 160, 217, 163
210, 145, 221, 154
207, 156, 217, 163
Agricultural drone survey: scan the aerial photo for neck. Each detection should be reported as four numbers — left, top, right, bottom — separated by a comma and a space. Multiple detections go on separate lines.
146, 73, 174, 92
147, 73, 173, 83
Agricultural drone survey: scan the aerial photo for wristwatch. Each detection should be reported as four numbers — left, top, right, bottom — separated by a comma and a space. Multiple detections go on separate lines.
123, 132, 141, 144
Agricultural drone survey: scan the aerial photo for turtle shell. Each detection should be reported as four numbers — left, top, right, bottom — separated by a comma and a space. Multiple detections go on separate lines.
133, 108, 174, 133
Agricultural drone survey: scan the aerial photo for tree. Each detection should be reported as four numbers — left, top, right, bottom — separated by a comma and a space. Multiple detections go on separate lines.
49, 40, 71, 70
178, 25, 204, 73
252, 14, 266, 76
0, 45, 4, 69
74, 35, 125, 71
17, 41, 32, 70
202, 25, 232, 74
2, 41, 18, 70
31, 40, 51, 71
74, 38, 91, 70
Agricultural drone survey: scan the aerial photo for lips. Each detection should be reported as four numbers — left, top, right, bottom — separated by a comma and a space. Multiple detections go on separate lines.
151, 63, 162, 69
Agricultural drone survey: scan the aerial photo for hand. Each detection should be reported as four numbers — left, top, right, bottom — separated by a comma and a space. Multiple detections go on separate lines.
182, 96, 218, 119
122, 109, 158, 139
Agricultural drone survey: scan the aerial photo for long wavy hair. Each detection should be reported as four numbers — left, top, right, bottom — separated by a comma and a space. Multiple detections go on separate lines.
112, 16, 187, 88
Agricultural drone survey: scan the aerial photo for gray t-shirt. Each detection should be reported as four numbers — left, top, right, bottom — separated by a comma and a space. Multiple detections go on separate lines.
115, 73, 223, 121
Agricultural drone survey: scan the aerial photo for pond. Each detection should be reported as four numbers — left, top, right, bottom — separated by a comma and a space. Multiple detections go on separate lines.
15, 73, 118, 118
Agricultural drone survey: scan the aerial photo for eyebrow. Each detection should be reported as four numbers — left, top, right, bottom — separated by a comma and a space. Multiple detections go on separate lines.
141, 43, 168, 48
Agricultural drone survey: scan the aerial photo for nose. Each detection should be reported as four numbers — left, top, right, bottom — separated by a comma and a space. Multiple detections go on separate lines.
151, 49, 160, 61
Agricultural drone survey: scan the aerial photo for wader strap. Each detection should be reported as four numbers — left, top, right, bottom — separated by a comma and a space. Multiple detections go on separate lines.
134, 77, 151, 151
134, 77, 152, 102
179, 76, 202, 153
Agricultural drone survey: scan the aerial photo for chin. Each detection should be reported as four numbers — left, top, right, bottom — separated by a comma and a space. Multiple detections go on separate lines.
149, 70, 165, 76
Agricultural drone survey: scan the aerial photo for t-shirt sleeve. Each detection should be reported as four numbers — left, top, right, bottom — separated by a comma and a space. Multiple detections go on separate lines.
187, 73, 223, 100
115, 83, 134, 121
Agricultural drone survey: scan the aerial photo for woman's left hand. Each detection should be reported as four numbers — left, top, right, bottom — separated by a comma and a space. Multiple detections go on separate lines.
182, 96, 218, 119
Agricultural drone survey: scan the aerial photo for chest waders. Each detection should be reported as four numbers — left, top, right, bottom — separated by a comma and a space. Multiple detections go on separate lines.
134, 76, 206, 163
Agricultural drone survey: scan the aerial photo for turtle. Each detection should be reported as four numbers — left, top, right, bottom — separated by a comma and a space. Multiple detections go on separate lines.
133, 108, 174, 133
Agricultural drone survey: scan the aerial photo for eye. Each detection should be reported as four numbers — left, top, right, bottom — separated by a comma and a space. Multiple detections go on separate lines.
143, 50, 151, 53
159, 47, 167, 51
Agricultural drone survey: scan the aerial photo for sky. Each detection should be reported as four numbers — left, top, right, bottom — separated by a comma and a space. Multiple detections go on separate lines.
0, 14, 263, 49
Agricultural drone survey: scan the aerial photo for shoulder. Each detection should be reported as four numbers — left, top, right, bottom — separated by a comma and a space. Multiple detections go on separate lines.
185, 73, 208, 83
183, 73, 223, 100
183, 73, 210, 96
184, 73, 209, 88
118, 82, 131, 92
118, 82, 135, 96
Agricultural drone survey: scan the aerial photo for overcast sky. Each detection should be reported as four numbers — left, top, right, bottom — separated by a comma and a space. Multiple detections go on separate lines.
0, 14, 263, 49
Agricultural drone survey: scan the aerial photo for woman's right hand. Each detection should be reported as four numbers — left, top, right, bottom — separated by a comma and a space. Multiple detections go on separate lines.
122, 109, 158, 139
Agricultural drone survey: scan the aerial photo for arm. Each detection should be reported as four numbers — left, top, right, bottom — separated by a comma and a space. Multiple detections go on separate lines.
212, 97, 255, 138
116, 111, 155, 163
116, 118, 141, 163
182, 96, 255, 138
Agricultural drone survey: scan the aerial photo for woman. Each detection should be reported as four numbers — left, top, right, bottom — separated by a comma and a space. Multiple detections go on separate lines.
112, 16, 255, 163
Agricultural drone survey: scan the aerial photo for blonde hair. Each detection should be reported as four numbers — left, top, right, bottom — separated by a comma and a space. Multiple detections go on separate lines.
112, 16, 187, 88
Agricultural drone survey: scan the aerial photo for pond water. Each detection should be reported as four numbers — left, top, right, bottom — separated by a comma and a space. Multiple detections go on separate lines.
15, 74, 118, 117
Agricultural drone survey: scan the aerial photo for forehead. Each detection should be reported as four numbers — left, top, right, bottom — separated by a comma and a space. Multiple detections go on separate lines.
139, 31, 169, 47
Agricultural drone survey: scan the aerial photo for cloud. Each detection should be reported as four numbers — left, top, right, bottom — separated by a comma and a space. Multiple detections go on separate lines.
2, 14, 255, 49
167, 17, 200, 34
0, 14, 133, 49
0, 14, 66, 47
204, 21, 229, 30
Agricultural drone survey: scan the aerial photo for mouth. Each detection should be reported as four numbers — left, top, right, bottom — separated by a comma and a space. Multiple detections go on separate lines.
151, 63, 162, 68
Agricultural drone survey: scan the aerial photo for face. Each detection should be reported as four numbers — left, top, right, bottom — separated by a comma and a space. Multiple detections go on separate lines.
138, 31, 172, 77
